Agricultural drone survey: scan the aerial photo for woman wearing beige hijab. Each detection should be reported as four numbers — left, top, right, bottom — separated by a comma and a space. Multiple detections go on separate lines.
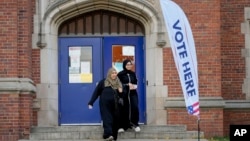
88, 68, 122, 141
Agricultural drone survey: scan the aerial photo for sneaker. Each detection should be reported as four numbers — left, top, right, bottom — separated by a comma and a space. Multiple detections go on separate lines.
118, 128, 125, 133
104, 136, 113, 141
134, 126, 141, 132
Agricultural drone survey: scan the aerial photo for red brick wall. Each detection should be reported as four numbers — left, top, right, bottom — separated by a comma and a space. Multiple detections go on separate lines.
0, 94, 20, 141
224, 110, 250, 136
19, 94, 34, 139
0, 1, 20, 140
0, 0, 36, 141
168, 108, 224, 138
32, 49, 40, 84
32, 49, 40, 126
0, 94, 34, 141
17, 0, 33, 78
220, 0, 250, 136
0, 0, 33, 78
0, 1, 18, 77
220, 0, 248, 100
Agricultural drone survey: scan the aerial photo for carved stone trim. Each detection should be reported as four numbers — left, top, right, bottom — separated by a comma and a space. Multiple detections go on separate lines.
241, 7, 250, 100
33, 98, 41, 110
48, 0, 58, 7
156, 32, 167, 47
0, 78, 36, 94
241, 48, 250, 57
224, 100, 250, 109
244, 7, 250, 20
165, 97, 250, 109
165, 97, 225, 108
243, 78, 250, 93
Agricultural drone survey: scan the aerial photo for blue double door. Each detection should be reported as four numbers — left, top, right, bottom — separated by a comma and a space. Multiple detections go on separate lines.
59, 37, 145, 125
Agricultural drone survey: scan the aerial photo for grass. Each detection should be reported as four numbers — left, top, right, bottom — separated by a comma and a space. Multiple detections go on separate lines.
208, 136, 229, 141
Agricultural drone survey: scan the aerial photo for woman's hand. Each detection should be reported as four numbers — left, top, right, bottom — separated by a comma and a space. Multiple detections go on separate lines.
88, 105, 93, 109
128, 83, 135, 90
118, 87, 122, 93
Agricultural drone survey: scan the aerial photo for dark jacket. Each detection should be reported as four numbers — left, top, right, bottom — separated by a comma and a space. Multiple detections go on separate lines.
117, 70, 138, 96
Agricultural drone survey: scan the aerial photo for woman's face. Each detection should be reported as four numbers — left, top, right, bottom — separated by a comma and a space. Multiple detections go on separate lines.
125, 62, 133, 70
110, 70, 118, 80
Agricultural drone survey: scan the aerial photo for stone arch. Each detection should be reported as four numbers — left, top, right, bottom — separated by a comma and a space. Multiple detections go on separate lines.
35, 0, 168, 126
40, 0, 165, 45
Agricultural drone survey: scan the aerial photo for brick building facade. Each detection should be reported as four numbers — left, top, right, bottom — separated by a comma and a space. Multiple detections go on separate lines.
1, 0, 250, 141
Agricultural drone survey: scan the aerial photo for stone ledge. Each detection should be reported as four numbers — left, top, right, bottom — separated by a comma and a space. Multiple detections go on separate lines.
165, 97, 250, 109
165, 97, 225, 108
0, 78, 36, 94
224, 100, 250, 109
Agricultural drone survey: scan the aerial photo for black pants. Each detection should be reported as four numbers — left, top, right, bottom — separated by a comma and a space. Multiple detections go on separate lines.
119, 93, 139, 130
100, 94, 119, 140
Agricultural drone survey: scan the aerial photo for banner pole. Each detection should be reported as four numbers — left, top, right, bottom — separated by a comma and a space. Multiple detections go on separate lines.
197, 117, 200, 141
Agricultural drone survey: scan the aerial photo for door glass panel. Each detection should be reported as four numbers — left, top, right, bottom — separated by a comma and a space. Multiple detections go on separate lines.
68, 46, 93, 83
112, 45, 135, 72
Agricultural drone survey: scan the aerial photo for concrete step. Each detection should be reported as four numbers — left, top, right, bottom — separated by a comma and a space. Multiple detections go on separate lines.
31, 125, 187, 132
19, 125, 205, 141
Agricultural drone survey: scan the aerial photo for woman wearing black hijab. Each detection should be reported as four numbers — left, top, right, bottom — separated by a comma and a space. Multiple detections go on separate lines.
117, 59, 140, 132
88, 68, 123, 141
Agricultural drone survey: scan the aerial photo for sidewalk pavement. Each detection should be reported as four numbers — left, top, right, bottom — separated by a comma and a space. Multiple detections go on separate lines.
20, 139, 209, 141
81, 139, 209, 141
115, 139, 208, 141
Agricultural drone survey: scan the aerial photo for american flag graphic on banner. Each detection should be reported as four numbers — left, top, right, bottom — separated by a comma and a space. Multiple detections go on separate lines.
187, 102, 200, 115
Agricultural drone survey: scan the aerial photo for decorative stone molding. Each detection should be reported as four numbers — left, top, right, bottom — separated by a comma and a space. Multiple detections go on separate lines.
156, 40, 166, 47
241, 21, 250, 34
244, 7, 250, 20
36, 33, 47, 49
46, 0, 157, 8
0, 78, 36, 94
33, 98, 41, 110
242, 78, 250, 97
156, 32, 167, 47
42, 0, 163, 44
224, 100, 250, 109
147, 0, 156, 5
165, 97, 250, 109
241, 7, 250, 100
48, 0, 58, 7
241, 48, 250, 57
165, 97, 225, 108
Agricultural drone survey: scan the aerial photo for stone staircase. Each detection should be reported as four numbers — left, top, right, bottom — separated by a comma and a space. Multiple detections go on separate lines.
19, 125, 205, 141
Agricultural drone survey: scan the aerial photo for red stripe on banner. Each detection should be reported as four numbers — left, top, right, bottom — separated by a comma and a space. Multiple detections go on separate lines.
193, 102, 200, 115
193, 102, 199, 107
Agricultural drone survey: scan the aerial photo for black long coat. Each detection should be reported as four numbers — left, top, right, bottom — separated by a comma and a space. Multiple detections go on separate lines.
88, 79, 120, 140
117, 70, 139, 128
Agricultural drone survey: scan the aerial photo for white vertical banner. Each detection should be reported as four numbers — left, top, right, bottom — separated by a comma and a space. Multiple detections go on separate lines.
160, 0, 200, 116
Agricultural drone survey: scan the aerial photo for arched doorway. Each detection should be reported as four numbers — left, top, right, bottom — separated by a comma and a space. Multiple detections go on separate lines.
37, 0, 167, 127
58, 10, 146, 125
